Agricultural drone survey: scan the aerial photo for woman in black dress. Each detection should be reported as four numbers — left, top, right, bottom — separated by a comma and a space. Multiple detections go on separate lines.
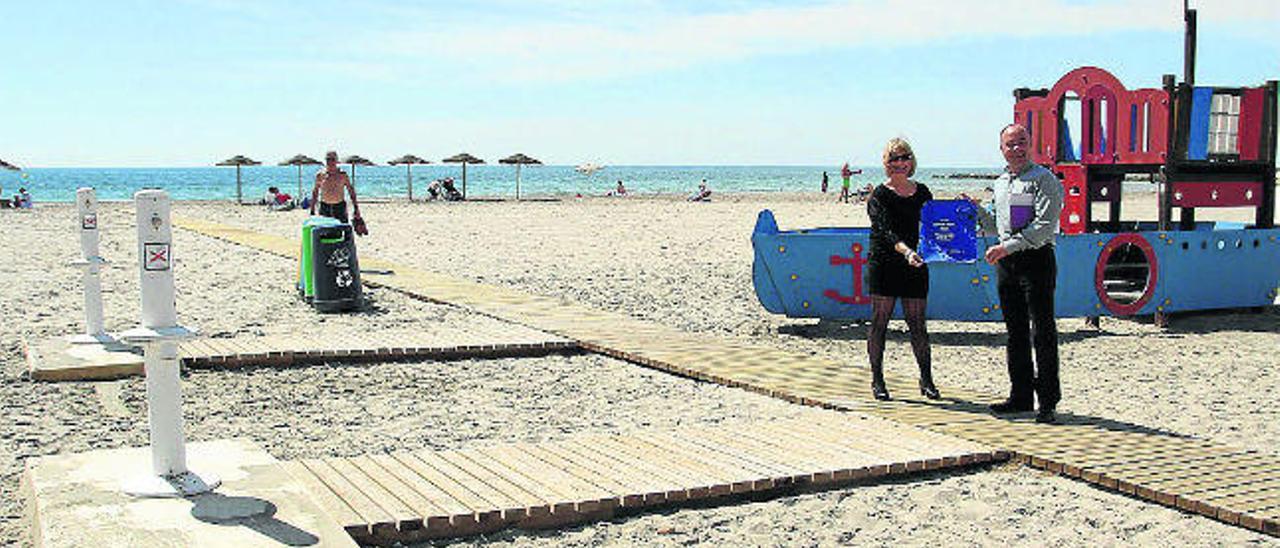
866, 138, 939, 401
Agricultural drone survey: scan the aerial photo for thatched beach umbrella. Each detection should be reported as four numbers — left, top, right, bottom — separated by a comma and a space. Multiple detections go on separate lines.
442, 153, 484, 200
388, 154, 430, 201
500, 153, 542, 201
216, 155, 261, 204
341, 155, 375, 187
279, 154, 321, 200
0, 158, 20, 171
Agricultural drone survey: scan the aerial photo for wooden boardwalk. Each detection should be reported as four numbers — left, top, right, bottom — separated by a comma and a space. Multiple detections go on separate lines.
282, 415, 1001, 544
26, 331, 576, 381
175, 217, 1280, 538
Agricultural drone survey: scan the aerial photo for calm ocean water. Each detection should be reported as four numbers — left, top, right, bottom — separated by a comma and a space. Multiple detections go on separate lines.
0, 165, 1007, 203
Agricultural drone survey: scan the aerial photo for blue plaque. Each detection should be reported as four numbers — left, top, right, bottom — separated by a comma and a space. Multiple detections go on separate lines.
919, 199, 979, 263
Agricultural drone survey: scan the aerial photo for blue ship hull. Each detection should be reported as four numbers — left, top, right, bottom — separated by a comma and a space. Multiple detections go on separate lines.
751, 210, 1280, 321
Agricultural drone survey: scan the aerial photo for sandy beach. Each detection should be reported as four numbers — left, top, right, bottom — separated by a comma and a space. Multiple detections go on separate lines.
2, 190, 1277, 546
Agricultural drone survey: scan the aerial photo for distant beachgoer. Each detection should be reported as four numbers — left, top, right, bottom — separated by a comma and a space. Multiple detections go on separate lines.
688, 179, 712, 202
310, 151, 361, 224
865, 137, 936, 402
855, 183, 874, 204
821, 171, 829, 193
15, 187, 32, 209
440, 178, 462, 201
840, 163, 853, 203
264, 186, 293, 210
610, 180, 627, 197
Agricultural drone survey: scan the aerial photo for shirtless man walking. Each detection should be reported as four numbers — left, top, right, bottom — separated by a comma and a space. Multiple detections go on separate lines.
310, 151, 360, 223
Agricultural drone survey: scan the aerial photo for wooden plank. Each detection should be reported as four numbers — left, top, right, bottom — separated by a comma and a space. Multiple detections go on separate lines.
1197, 479, 1280, 504
542, 439, 678, 503
366, 453, 476, 528
689, 427, 831, 481
732, 422, 884, 476
300, 458, 396, 536
731, 420, 893, 471
1085, 448, 1252, 477
279, 460, 367, 538
605, 434, 739, 497
474, 444, 611, 514
663, 428, 806, 480
769, 418, 959, 473
347, 454, 450, 531
389, 451, 502, 523
445, 448, 556, 517
324, 456, 421, 531
415, 450, 530, 521
178, 339, 217, 360
1125, 457, 1280, 489
578, 434, 713, 500
762, 419, 922, 462
630, 432, 775, 491
196, 339, 239, 363
1102, 450, 1266, 483
515, 442, 653, 508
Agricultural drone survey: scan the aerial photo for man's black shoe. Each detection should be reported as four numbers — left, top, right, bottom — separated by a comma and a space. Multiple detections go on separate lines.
989, 399, 1034, 414
1035, 408, 1057, 424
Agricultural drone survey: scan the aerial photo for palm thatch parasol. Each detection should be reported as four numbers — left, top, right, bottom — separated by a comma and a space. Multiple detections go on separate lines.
499, 153, 542, 200
0, 158, 20, 171
341, 155, 375, 187
388, 154, 431, 201
442, 153, 484, 200
278, 154, 321, 200
216, 155, 261, 204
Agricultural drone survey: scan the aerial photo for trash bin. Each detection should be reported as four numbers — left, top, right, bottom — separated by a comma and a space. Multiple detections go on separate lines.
298, 216, 343, 302
310, 223, 363, 312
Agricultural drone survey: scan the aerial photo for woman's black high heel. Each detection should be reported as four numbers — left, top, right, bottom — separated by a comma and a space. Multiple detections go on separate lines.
871, 379, 891, 401
918, 379, 941, 400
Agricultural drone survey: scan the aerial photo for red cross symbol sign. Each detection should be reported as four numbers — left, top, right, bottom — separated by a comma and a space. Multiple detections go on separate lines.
144, 243, 171, 271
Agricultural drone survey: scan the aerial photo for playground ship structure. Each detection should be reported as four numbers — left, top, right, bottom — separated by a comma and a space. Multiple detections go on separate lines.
751, 7, 1278, 323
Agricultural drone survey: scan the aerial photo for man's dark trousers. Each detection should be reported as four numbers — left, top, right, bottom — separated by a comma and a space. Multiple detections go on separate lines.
996, 244, 1060, 409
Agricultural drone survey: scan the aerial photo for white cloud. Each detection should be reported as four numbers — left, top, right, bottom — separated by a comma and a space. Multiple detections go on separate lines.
349, 0, 1277, 83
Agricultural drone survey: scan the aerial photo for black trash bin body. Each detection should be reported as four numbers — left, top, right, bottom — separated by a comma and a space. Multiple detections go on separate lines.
310, 224, 363, 312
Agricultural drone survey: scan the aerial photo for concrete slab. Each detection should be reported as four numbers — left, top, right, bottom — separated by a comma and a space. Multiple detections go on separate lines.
25, 336, 143, 381
23, 439, 356, 548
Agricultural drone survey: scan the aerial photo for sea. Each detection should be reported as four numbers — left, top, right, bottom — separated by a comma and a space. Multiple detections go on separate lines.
0, 165, 1014, 203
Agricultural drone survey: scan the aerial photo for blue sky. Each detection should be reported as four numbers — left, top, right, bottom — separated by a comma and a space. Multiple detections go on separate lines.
2, 0, 1276, 167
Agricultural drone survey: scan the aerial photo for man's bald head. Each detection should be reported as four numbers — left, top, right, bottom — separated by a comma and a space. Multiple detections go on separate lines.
1000, 124, 1031, 172
1001, 123, 1029, 141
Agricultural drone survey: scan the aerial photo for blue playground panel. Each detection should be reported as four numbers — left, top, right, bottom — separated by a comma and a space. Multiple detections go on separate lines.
751, 210, 1280, 321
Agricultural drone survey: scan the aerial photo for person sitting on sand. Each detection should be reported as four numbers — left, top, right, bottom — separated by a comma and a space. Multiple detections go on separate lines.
264, 186, 293, 211
688, 179, 712, 202
609, 180, 627, 197
426, 179, 442, 201
15, 187, 32, 209
310, 151, 361, 223
440, 178, 463, 201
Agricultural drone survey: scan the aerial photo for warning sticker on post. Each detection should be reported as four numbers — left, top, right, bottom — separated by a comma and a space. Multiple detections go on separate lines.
918, 200, 979, 263
82, 213, 98, 230
144, 243, 171, 271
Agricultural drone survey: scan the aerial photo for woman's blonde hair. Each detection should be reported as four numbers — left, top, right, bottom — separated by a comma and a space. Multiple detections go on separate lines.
882, 137, 916, 177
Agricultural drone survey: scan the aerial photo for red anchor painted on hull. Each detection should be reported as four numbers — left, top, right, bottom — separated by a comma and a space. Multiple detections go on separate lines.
823, 243, 870, 305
